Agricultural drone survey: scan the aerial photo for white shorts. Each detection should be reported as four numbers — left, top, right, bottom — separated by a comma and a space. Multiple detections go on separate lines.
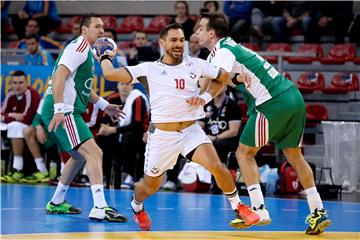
144, 123, 211, 177
6, 121, 28, 138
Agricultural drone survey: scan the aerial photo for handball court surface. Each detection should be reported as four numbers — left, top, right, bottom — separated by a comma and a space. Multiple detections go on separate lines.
1, 184, 359, 240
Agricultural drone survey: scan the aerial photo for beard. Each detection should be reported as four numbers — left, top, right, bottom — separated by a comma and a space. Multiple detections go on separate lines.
165, 47, 183, 61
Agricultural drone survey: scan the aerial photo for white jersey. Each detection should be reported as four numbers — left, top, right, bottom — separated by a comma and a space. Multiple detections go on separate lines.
126, 55, 220, 123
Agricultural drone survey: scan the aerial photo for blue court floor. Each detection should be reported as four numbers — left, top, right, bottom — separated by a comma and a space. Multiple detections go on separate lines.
1, 184, 359, 239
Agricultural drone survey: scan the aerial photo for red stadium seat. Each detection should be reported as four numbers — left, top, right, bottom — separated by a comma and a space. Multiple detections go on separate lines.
296, 72, 325, 93
322, 72, 359, 94
320, 44, 356, 64
306, 104, 328, 128
117, 16, 144, 33
144, 15, 171, 34
56, 16, 82, 34
354, 57, 360, 65
263, 43, 291, 63
287, 44, 324, 64
101, 16, 117, 29
282, 72, 292, 81
189, 15, 200, 23
241, 43, 260, 52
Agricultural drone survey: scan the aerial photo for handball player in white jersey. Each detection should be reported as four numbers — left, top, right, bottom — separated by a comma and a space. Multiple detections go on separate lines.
95, 23, 260, 231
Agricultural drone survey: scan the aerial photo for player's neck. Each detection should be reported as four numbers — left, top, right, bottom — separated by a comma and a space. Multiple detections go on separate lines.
208, 37, 220, 51
161, 55, 183, 65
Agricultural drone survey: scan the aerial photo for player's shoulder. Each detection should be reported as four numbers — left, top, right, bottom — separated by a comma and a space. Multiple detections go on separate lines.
65, 36, 89, 54
183, 55, 205, 66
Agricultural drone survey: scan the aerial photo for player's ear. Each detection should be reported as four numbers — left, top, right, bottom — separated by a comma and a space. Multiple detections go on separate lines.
159, 38, 165, 49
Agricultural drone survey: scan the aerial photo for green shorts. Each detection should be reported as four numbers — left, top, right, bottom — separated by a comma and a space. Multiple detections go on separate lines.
240, 85, 306, 150
42, 113, 93, 152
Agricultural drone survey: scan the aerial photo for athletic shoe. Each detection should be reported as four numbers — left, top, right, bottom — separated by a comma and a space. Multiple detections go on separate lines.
120, 175, 135, 189
19, 171, 49, 184
0, 170, 24, 183
229, 203, 260, 229
45, 201, 81, 214
89, 206, 128, 222
133, 209, 151, 231
162, 180, 176, 191
305, 208, 331, 235
253, 205, 271, 226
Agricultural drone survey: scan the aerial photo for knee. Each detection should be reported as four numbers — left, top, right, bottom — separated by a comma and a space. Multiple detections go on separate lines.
235, 147, 253, 162
23, 126, 34, 140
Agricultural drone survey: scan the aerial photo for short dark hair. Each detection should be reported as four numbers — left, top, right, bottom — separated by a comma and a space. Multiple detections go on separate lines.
11, 70, 26, 78
203, 13, 229, 39
159, 23, 184, 39
105, 28, 117, 42
204, 1, 219, 11
24, 33, 40, 42
80, 14, 99, 33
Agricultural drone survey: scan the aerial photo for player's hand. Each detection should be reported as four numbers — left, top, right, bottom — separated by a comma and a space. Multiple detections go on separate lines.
186, 96, 205, 106
48, 113, 65, 132
236, 72, 252, 89
97, 123, 116, 136
9, 113, 24, 121
35, 125, 47, 144
104, 104, 125, 121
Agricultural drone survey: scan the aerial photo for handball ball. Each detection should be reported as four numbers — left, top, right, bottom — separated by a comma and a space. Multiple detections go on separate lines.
92, 37, 117, 57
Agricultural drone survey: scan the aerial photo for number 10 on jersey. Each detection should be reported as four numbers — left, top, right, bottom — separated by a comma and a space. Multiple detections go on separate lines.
174, 79, 185, 89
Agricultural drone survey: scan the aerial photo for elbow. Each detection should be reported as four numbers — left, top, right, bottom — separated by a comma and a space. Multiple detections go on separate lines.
219, 71, 231, 84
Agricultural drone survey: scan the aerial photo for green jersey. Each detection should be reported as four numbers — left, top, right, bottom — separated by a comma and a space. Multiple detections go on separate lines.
42, 36, 94, 118
207, 37, 293, 115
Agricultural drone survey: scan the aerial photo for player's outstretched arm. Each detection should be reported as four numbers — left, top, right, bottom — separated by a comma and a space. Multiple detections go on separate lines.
100, 59, 132, 83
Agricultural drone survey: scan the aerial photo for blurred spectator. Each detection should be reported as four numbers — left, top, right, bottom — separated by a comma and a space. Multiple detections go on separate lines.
223, 0, 254, 42
1, 1, 11, 40
64, 21, 81, 46
349, 1, 360, 43
97, 83, 149, 189
16, 19, 63, 50
199, 87, 241, 193
313, 1, 353, 43
126, 31, 160, 66
23, 34, 54, 66
0, 70, 40, 183
189, 33, 210, 60
12, 0, 60, 39
250, 1, 285, 43
193, 1, 220, 32
171, 1, 195, 40
282, 1, 317, 43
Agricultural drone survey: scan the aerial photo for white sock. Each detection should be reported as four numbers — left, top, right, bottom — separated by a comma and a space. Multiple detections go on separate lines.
224, 188, 241, 210
247, 184, 264, 209
13, 155, 23, 171
51, 182, 69, 204
131, 197, 143, 213
91, 184, 107, 208
305, 186, 323, 213
34, 157, 48, 173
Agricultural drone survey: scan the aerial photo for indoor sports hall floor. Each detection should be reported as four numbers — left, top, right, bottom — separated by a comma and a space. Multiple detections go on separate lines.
1, 184, 359, 240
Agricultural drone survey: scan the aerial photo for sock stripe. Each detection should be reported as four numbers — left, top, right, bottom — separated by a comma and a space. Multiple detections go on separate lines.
224, 188, 238, 198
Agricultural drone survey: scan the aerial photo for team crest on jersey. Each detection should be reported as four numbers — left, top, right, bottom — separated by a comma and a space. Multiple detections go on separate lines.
189, 72, 197, 79
151, 166, 160, 175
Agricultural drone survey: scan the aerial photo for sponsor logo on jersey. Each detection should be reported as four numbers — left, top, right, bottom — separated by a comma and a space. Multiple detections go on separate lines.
150, 166, 160, 175
161, 70, 168, 75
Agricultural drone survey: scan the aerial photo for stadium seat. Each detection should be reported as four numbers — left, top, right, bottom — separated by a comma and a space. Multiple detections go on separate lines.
144, 15, 171, 34
354, 57, 360, 65
56, 16, 82, 34
101, 16, 117, 29
322, 72, 359, 94
320, 44, 356, 64
296, 72, 325, 94
282, 71, 292, 81
306, 104, 328, 128
287, 44, 323, 64
263, 43, 291, 63
189, 15, 200, 23
241, 43, 260, 52
117, 16, 144, 33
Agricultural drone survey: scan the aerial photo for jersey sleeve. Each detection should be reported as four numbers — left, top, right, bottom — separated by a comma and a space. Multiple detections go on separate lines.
211, 48, 236, 72
125, 62, 149, 83
195, 58, 220, 79
58, 39, 88, 73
